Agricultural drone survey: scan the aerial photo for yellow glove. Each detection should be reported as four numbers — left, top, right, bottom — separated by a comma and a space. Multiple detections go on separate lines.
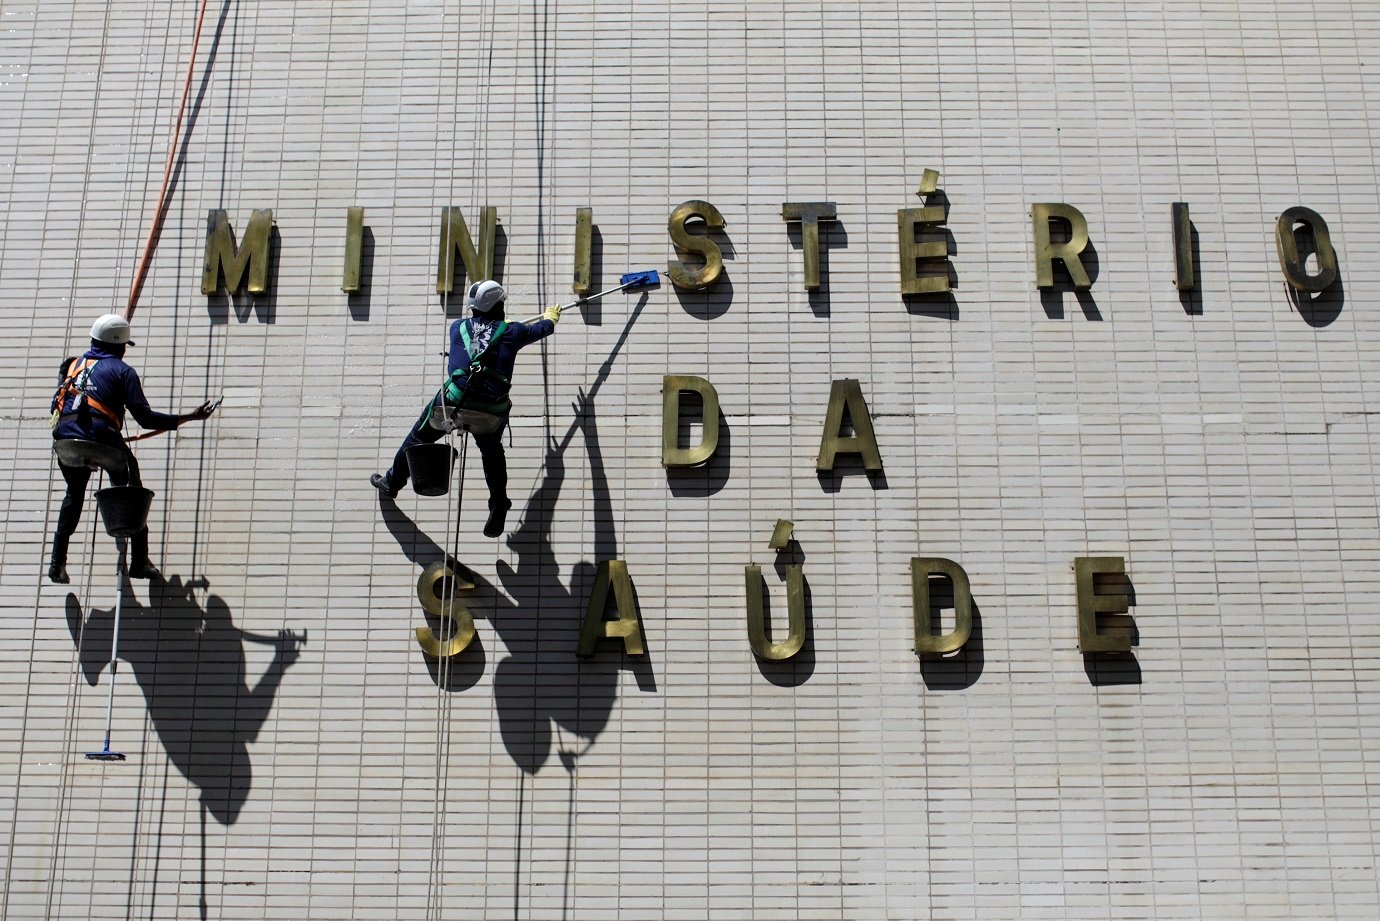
543, 304, 562, 324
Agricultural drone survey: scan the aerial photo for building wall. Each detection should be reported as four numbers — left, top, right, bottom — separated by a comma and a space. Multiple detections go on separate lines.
2, 2, 1378, 918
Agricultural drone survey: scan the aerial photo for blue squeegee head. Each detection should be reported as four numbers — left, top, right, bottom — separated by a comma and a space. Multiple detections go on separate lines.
619, 270, 661, 290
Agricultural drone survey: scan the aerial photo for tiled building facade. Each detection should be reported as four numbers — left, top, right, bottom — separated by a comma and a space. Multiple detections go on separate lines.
2, 3, 1378, 918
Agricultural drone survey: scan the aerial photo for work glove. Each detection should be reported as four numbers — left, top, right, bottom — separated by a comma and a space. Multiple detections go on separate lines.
543, 303, 562, 325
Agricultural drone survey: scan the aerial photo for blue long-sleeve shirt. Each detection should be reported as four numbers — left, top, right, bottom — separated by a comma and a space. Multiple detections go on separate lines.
52, 343, 180, 440
447, 315, 554, 403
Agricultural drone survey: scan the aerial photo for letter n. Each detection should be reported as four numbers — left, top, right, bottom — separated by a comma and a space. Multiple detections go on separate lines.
202, 209, 273, 295
436, 205, 498, 295
577, 560, 647, 657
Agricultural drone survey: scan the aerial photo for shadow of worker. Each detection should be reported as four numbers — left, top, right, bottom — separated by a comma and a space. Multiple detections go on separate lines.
486, 390, 649, 775
66, 576, 304, 825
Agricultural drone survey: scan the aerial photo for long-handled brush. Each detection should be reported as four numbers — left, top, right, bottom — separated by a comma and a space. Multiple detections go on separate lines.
521, 269, 661, 322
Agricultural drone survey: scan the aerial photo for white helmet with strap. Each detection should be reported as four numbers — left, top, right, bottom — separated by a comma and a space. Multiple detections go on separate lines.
90, 313, 135, 346
467, 280, 506, 315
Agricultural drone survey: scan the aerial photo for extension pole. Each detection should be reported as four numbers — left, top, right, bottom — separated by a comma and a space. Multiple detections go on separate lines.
86, 540, 127, 761
520, 270, 661, 323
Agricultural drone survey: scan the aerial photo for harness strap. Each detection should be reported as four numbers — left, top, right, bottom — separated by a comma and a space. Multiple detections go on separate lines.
51, 358, 122, 430
445, 319, 511, 409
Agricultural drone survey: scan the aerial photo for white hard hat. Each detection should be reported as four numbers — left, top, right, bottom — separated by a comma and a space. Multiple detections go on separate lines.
90, 313, 135, 346
466, 280, 506, 315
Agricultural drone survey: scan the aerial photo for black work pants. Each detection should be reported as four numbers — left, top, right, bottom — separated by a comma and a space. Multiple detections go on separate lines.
385, 396, 508, 508
51, 428, 150, 565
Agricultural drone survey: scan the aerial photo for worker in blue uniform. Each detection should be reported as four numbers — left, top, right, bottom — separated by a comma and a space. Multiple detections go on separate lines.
371, 280, 560, 538
48, 313, 218, 584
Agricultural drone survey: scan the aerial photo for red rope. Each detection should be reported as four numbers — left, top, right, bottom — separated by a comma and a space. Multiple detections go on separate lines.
123, 0, 214, 321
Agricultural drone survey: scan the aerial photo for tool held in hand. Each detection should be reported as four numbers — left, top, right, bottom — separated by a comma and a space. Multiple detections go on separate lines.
521, 270, 661, 323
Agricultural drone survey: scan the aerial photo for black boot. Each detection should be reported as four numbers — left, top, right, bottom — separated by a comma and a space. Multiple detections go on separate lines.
370, 472, 400, 499
128, 530, 161, 580
483, 497, 512, 538
48, 536, 69, 584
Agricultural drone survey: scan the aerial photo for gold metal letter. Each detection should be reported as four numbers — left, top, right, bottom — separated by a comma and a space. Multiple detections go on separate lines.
1275, 206, 1339, 292
201, 209, 273, 295
768, 519, 794, 551
1171, 202, 1194, 291
816, 379, 882, 472
911, 557, 973, 655
1031, 203, 1092, 289
1074, 556, 1131, 654
435, 205, 498, 295
573, 207, 593, 296
342, 206, 364, 293
745, 563, 806, 660
661, 375, 720, 467
898, 205, 950, 294
414, 561, 477, 658
577, 560, 646, 657
781, 202, 837, 291
667, 200, 725, 291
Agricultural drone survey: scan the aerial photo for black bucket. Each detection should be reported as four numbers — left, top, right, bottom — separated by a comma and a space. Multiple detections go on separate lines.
405, 443, 456, 497
95, 486, 154, 538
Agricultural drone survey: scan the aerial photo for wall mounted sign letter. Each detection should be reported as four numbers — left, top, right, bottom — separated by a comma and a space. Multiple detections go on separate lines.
1031, 203, 1092, 289
342, 207, 364, 294
1074, 556, 1132, 654
781, 202, 837, 291
744, 519, 806, 660
817, 379, 883, 472
1275, 205, 1339, 292
202, 209, 273, 295
1171, 202, 1195, 291
661, 375, 720, 467
911, 557, 973, 655
414, 561, 477, 658
435, 205, 498, 295
573, 207, 593, 296
577, 560, 647, 657
668, 200, 726, 291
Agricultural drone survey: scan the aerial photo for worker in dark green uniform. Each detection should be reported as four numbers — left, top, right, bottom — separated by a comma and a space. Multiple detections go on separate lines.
371, 281, 560, 537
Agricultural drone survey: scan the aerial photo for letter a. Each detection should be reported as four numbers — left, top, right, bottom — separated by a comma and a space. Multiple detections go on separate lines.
816, 379, 882, 472
577, 560, 647, 657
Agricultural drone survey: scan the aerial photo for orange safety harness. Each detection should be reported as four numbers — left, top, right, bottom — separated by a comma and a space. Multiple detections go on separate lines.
50, 358, 122, 431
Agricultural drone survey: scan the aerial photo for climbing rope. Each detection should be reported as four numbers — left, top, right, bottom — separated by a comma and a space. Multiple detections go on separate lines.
123, 0, 215, 323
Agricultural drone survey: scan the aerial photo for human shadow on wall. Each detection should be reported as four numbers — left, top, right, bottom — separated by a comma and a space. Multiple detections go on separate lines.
376, 496, 489, 692
379, 293, 655, 774
65, 576, 304, 826
493, 294, 657, 773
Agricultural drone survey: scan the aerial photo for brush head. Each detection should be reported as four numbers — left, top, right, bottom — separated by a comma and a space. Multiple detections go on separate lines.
619, 270, 661, 291
85, 750, 126, 761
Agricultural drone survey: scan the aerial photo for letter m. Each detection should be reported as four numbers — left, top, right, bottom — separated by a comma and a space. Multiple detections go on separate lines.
202, 209, 273, 294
